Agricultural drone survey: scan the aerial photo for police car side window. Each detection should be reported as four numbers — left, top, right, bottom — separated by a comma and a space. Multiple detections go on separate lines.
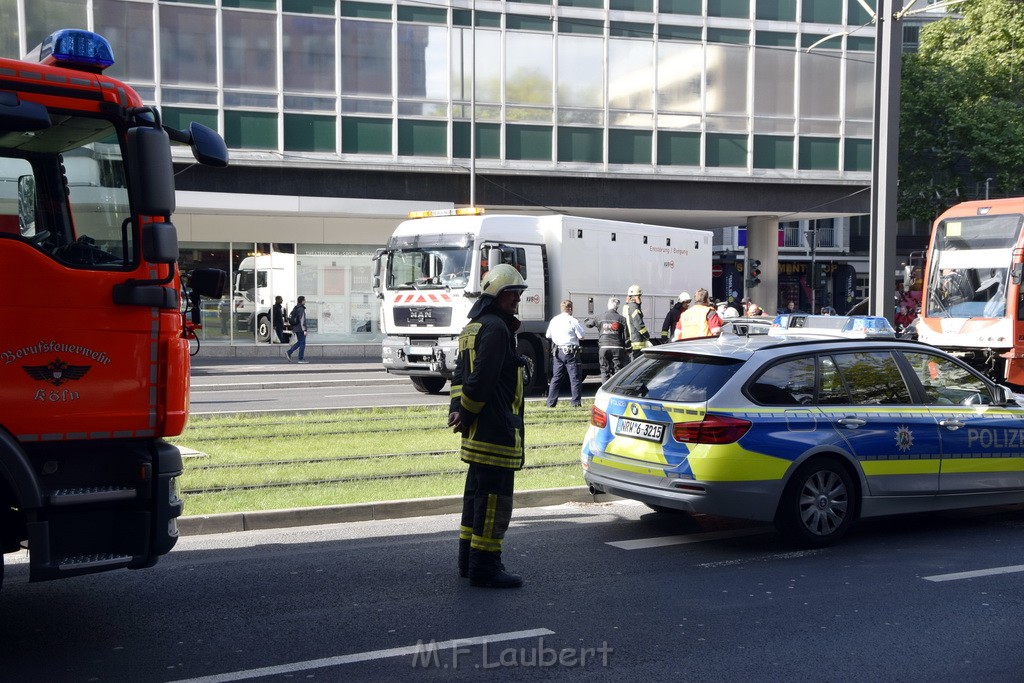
832, 351, 912, 405
817, 356, 851, 405
749, 356, 815, 405
901, 351, 991, 405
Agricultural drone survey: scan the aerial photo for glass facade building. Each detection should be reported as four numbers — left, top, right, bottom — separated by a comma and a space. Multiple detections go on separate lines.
1, 0, 878, 343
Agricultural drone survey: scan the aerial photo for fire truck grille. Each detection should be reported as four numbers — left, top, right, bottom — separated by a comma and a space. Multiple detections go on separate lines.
393, 307, 452, 327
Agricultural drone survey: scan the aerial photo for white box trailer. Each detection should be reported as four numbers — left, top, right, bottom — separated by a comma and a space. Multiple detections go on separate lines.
373, 211, 712, 393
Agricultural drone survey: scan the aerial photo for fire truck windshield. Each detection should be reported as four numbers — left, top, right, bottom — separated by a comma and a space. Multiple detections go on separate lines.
387, 246, 472, 290
0, 116, 133, 268
925, 213, 1023, 319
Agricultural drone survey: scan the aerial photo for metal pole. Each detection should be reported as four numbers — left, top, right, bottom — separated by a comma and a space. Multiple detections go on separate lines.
469, 0, 476, 207
869, 0, 901, 322
985, 177, 993, 200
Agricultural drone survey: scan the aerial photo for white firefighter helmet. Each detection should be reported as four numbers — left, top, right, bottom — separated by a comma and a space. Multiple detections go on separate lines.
627, 284, 643, 297
678, 291, 692, 303
480, 263, 527, 296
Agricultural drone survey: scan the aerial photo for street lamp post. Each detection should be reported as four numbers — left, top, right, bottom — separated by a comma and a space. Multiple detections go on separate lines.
985, 177, 993, 200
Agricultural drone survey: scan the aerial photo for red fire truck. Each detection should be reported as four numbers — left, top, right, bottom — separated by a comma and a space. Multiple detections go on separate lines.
0, 30, 227, 589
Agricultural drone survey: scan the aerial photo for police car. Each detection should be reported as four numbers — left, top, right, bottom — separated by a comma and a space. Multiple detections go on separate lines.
582, 334, 1024, 546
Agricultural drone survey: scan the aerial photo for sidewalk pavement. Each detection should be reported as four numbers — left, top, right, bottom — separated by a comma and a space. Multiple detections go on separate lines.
177, 487, 613, 536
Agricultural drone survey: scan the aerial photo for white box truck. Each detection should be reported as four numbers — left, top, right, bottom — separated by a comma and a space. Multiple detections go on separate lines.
373, 211, 712, 393
232, 248, 297, 343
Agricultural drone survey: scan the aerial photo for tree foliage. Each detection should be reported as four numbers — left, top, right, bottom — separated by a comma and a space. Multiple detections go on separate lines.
899, 0, 1024, 221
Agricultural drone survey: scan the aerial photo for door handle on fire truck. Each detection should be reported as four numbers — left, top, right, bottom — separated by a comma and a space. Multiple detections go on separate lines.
939, 418, 965, 431
837, 417, 866, 428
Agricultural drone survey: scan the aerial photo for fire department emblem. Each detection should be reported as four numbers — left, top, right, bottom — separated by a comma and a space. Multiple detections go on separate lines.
23, 358, 91, 386
894, 425, 914, 452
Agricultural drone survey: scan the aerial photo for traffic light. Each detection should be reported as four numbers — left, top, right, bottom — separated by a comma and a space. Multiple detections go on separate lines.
746, 259, 762, 288
814, 263, 829, 288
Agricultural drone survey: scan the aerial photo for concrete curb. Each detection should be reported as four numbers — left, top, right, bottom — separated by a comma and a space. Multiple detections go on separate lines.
177, 486, 612, 536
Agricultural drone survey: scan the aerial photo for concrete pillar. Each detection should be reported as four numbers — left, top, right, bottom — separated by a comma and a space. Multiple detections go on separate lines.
746, 215, 780, 314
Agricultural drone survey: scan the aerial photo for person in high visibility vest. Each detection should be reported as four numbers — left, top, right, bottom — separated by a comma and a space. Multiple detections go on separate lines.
674, 288, 723, 340
624, 284, 652, 360
661, 291, 691, 342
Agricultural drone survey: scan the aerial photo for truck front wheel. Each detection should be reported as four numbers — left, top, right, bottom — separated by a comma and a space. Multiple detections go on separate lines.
410, 376, 447, 394
256, 314, 271, 343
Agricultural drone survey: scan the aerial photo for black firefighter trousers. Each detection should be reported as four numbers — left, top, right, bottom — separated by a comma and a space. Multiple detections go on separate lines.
459, 462, 515, 569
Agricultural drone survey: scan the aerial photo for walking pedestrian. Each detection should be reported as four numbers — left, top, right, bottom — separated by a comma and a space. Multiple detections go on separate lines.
587, 297, 627, 380
545, 300, 585, 408
448, 264, 527, 589
624, 284, 652, 360
272, 295, 285, 343
661, 292, 691, 342
285, 296, 308, 363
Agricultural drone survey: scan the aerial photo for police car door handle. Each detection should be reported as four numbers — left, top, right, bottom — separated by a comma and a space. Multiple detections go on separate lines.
837, 417, 866, 428
939, 418, 965, 431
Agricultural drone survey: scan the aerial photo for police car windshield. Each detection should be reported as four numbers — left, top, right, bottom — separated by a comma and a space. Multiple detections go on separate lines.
606, 353, 743, 402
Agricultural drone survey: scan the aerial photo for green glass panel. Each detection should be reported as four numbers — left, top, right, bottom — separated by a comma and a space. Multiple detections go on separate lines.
609, 129, 652, 165
558, 127, 603, 163
284, 114, 336, 152
848, 36, 874, 52
341, 1, 392, 19
801, 33, 833, 49
559, 19, 604, 35
506, 15, 552, 31
753, 135, 793, 169
706, 133, 747, 167
160, 0, 215, 4
707, 0, 749, 19
799, 137, 840, 170
342, 117, 393, 154
397, 5, 447, 24
755, 31, 795, 47
659, 25, 702, 42
398, 120, 447, 156
849, 0, 873, 25
755, 0, 795, 21
506, 124, 552, 160
561, 0, 604, 7
610, 0, 653, 11
657, 131, 700, 166
659, 0, 701, 14
223, 0, 276, 9
844, 138, 872, 172
610, 22, 652, 39
453, 10, 502, 27
801, 0, 841, 25
0, 0, 18, 58
283, 0, 336, 14
224, 111, 278, 150
507, 0, 551, 4
453, 122, 500, 159
162, 108, 219, 135
706, 28, 748, 45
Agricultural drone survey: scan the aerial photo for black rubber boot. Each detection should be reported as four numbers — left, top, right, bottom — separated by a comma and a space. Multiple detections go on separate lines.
468, 550, 523, 588
458, 539, 470, 579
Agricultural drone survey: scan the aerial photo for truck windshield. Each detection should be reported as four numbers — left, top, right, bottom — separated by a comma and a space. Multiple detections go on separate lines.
0, 115, 133, 269
925, 214, 1023, 318
387, 247, 472, 290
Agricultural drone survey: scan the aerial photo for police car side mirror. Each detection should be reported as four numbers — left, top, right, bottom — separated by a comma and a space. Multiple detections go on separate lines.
993, 384, 1015, 406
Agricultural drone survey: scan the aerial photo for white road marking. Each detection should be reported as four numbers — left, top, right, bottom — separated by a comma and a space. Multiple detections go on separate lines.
607, 527, 770, 550
168, 628, 555, 683
922, 564, 1024, 582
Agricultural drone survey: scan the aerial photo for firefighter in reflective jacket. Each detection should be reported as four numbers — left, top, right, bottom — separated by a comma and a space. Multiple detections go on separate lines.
675, 287, 723, 339
448, 264, 527, 588
624, 284, 652, 360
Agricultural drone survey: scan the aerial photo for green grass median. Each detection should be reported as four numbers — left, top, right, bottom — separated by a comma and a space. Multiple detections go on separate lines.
170, 402, 593, 516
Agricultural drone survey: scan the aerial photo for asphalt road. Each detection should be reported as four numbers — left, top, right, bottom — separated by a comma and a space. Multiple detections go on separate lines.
3, 499, 1024, 681
188, 358, 602, 414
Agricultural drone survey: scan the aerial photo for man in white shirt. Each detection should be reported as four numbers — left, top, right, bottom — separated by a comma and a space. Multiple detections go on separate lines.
545, 300, 586, 408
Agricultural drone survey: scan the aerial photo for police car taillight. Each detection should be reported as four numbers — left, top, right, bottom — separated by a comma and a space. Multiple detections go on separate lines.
590, 406, 607, 429
673, 414, 751, 444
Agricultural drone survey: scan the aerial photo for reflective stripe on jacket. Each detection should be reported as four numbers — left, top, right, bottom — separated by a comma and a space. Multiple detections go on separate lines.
675, 304, 714, 339
625, 301, 650, 350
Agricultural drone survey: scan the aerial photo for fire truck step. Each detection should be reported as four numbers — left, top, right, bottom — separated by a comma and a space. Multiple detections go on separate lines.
48, 486, 137, 506
57, 553, 134, 571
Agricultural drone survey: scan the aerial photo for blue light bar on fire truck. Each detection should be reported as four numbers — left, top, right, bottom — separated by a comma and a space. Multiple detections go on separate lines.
26, 29, 115, 73
408, 207, 485, 219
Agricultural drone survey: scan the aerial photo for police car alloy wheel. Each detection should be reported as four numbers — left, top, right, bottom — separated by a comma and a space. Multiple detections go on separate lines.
775, 456, 856, 547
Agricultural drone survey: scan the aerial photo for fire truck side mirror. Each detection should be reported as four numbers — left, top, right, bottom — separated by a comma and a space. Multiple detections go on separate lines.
187, 122, 229, 168
143, 221, 179, 264
126, 125, 175, 216
189, 268, 227, 299
1011, 263, 1022, 285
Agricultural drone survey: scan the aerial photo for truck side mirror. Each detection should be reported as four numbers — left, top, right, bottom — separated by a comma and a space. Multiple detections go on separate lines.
188, 122, 228, 167
143, 220, 178, 264
189, 268, 226, 299
126, 125, 175, 216
1012, 263, 1023, 285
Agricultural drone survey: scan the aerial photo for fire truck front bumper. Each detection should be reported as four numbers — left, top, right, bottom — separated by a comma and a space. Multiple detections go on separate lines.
381, 336, 459, 378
